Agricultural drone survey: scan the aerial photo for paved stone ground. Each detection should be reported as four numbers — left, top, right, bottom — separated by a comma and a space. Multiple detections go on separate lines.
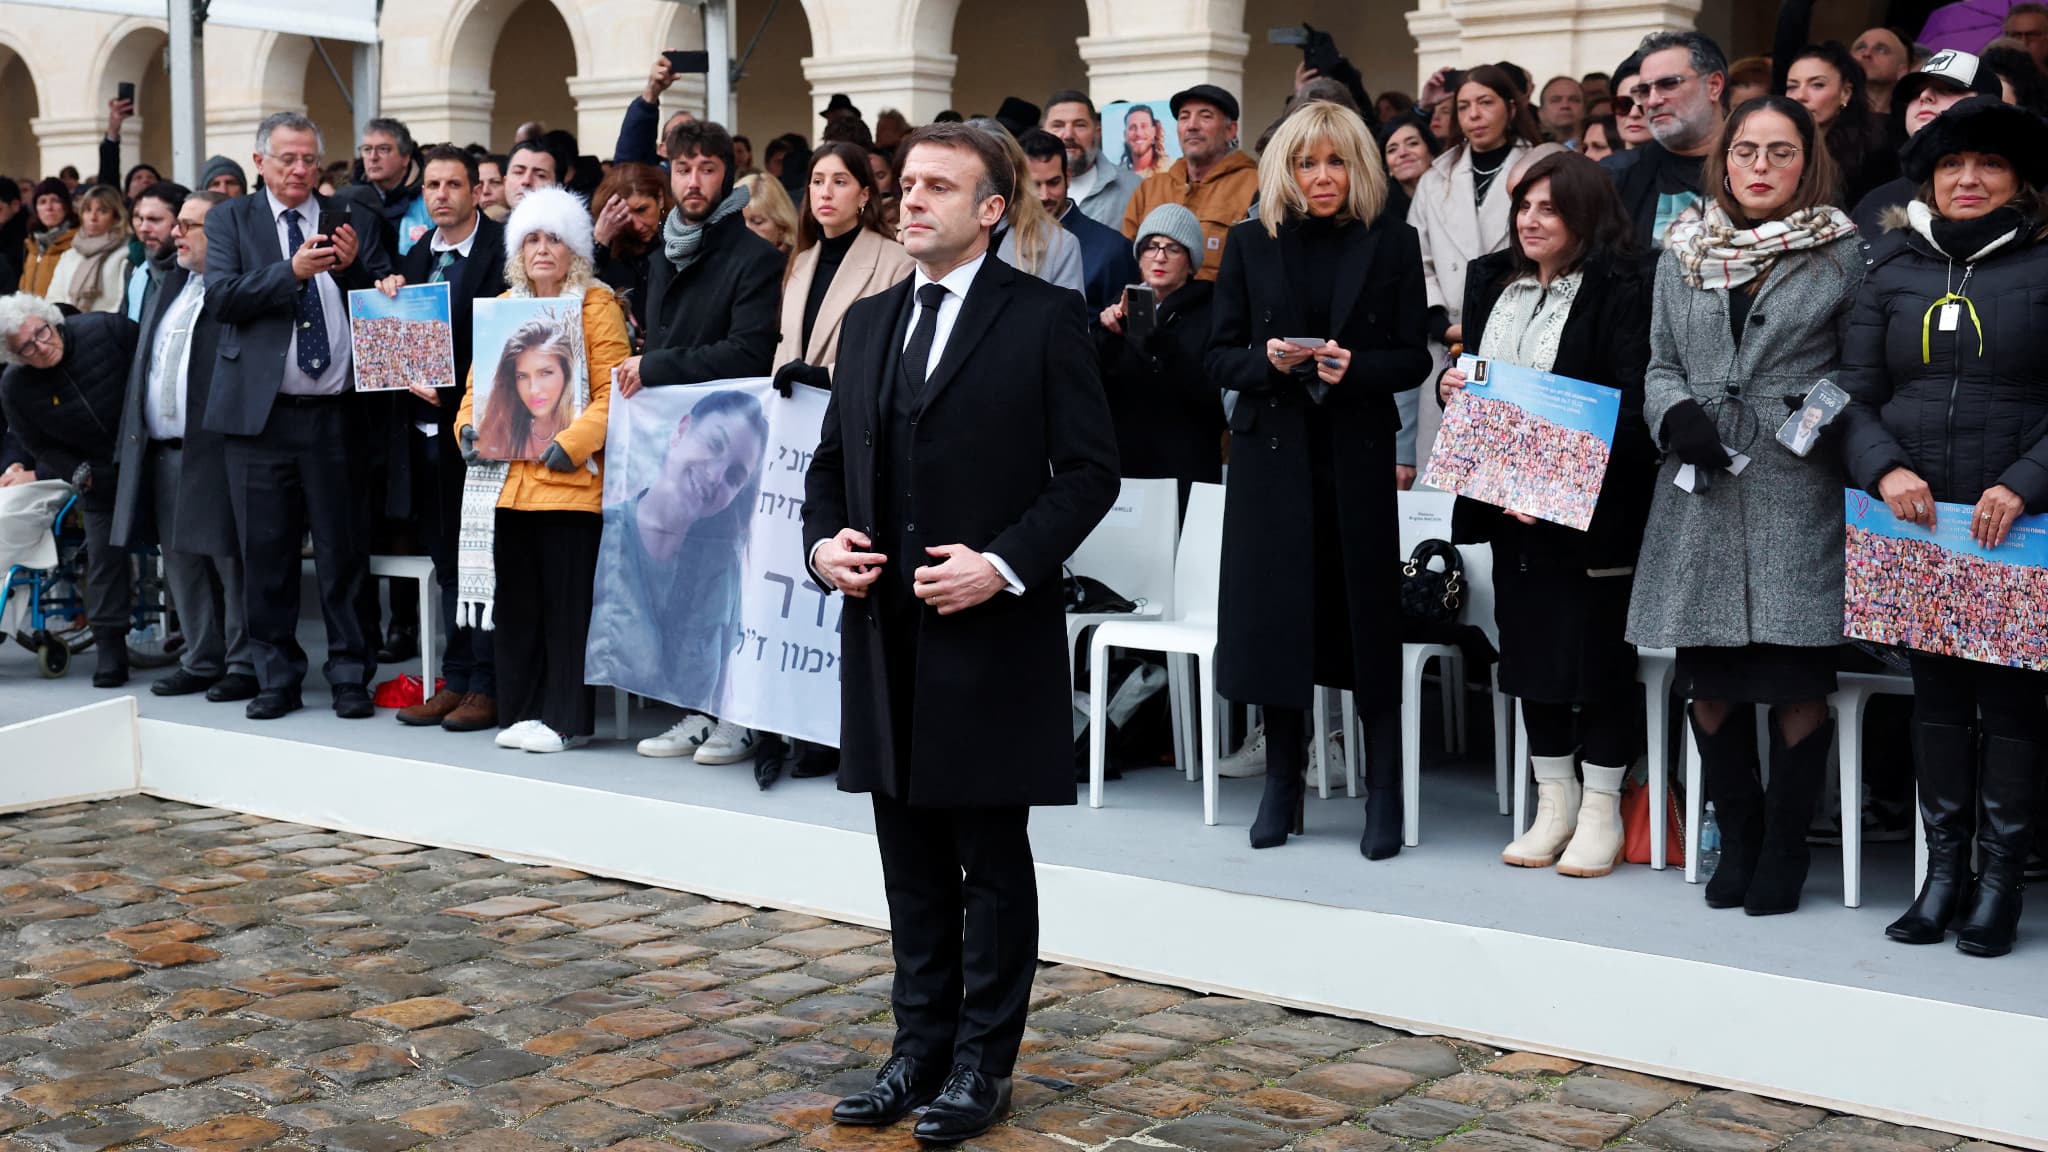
0, 795, 2014, 1152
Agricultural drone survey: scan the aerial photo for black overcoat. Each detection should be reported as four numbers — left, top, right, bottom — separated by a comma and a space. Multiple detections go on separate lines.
110, 266, 236, 556
1205, 215, 1431, 710
803, 255, 1119, 807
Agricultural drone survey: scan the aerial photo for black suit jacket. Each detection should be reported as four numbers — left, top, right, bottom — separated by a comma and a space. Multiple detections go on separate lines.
1062, 204, 1142, 311
200, 190, 392, 437
642, 212, 784, 386
803, 254, 1119, 807
110, 267, 235, 556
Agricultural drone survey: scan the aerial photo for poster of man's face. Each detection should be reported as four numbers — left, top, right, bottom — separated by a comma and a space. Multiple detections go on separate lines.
1100, 101, 1182, 179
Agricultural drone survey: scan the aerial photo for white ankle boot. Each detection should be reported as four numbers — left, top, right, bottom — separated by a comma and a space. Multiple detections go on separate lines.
1503, 755, 1580, 867
1557, 762, 1628, 877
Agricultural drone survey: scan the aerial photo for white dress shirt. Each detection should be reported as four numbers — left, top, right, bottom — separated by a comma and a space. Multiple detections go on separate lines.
265, 190, 351, 396
143, 276, 206, 441
414, 215, 483, 435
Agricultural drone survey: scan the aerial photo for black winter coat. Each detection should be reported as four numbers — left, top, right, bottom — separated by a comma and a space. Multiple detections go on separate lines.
1839, 214, 2048, 510
1093, 279, 1222, 503
642, 212, 784, 386
1206, 215, 1431, 710
0, 312, 136, 489
1450, 251, 1657, 571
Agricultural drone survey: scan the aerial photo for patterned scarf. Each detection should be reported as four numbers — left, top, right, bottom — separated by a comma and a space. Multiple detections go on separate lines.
1668, 201, 1856, 291
661, 185, 751, 273
456, 283, 590, 631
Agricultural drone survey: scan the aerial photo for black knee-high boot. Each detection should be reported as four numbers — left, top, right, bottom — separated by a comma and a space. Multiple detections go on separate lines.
1249, 709, 1306, 849
1956, 735, 2041, 958
1360, 710, 1402, 861
1887, 721, 1977, 944
1744, 715, 1832, 916
1694, 706, 1762, 909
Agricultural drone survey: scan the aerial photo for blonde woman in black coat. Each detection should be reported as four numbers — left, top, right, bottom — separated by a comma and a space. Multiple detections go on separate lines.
1207, 101, 1431, 857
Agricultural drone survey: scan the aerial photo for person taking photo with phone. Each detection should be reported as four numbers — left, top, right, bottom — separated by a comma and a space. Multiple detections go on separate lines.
1095, 204, 1220, 510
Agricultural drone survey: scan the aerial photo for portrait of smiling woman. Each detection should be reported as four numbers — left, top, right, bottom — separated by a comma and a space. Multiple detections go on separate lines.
474, 315, 581, 461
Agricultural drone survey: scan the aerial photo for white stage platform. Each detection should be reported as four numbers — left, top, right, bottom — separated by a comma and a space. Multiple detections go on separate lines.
2, 639, 2043, 1146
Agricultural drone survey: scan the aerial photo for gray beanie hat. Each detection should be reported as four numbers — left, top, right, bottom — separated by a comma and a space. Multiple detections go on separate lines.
199, 154, 247, 191
1133, 203, 1205, 272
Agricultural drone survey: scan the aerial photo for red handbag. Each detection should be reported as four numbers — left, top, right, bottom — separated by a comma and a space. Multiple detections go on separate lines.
1621, 772, 1685, 867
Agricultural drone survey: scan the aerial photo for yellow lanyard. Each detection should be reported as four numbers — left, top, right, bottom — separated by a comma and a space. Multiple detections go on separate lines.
1920, 291, 1983, 364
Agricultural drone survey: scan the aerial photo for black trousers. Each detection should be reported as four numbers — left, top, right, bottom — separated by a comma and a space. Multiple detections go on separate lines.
492, 508, 599, 735
76, 490, 131, 632
1522, 698, 1636, 766
1909, 652, 2048, 741
224, 398, 371, 690
871, 794, 1037, 1078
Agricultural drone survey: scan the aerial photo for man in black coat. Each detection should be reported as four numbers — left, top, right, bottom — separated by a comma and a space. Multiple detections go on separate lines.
615, 120, 782, 397
110, 190, 254, 702
804, 122, 1118, 1144
0, 302, 137, 686
201, 111, 392, 721
386, 146, 509, 733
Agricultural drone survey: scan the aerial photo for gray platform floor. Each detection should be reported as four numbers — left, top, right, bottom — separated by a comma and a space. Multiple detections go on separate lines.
2, 614, 2040, 1022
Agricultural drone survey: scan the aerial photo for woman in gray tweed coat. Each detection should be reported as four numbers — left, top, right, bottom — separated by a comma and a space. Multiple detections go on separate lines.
1626, 96, 1863, 917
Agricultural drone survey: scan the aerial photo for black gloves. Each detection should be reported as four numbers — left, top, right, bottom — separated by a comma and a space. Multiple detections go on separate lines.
458, 425, 481, 466
772, 360, 831, 397
540, 442, 576, 473
1661, 400, 1733, 469
69, 462, 93, 493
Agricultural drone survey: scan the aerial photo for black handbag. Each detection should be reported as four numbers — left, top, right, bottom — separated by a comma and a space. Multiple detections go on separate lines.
1398, 539, 1464, 625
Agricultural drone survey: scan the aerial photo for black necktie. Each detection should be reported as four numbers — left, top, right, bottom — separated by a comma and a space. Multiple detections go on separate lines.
284, 209, 331, 376
900, 282, 949, 395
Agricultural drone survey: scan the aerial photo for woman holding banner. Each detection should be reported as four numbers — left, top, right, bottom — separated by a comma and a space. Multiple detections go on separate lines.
1626, 96, 1860, 917
1838, 98, 2048, 957
1437, 151, 1654, 877
455, 185, 629, 754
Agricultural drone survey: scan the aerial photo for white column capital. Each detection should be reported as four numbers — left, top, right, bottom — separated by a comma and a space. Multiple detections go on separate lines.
802, 52, 957, 124
377, 91, 495, 154
1410, 0, 1704, 95
1077, 30, 1250, 105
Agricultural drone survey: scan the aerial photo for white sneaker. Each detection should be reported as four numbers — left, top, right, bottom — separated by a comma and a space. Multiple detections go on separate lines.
522, 724, 590, 753
1216, 724, 1267, 778
495, 719, 545, 749
638, 714, 714, 758
694, 721, 756, 764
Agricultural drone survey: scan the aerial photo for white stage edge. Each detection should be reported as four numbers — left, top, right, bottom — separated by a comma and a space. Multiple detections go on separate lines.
0, 703, 2039, 1146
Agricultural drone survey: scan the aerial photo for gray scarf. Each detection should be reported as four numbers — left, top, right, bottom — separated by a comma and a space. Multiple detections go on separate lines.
661, 185, 751, 272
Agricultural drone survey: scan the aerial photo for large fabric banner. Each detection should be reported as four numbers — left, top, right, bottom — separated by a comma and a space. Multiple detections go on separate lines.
585, 379, 842, 746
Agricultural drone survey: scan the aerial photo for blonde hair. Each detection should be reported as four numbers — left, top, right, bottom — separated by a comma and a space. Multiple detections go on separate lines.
740, 173, 798, 250
76, 185, 129, 238
1257, 101, 1388, 237
979, 123, 1062, 275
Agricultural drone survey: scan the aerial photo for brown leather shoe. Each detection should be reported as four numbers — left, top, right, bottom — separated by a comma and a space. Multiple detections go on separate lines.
441, 693, 499, 732
397, 688, 466, 727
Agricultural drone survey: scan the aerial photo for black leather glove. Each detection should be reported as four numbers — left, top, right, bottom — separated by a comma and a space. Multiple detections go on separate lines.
458, 425, 481, 466
69, 462, 93, 493
540, 441, 576, 473
1661, 400, 1733, 469
771, 360, 831, 397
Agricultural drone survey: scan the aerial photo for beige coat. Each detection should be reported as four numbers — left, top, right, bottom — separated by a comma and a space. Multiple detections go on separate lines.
45, 242, 131, 314
773, 227, 915, 374
1406, 142, 1528, 332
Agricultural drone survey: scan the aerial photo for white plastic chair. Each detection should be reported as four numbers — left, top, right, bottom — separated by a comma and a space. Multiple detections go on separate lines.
1088, 483, 1225, 823
368, 554, 437, 693
1065, 477, 1178, 673
1398, 537, 1497, 846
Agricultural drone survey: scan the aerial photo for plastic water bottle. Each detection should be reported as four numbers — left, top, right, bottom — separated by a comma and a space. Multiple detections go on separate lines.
1699, 802, 1721, 881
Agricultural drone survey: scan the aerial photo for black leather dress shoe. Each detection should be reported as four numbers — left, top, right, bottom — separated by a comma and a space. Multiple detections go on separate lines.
376, 628, 418, 664
332, 684, 375, 719
832, 1054, 942, 1127
912, 1065, 1011, 1144
246, 689, 303, 720
206, 673, 260, 702
151, 668, 220, 697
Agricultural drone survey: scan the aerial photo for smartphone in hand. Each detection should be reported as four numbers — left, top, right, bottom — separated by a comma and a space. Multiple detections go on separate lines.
316, 208, 348, 247
116, 82, 135, 110
1122, 284, 1157, 340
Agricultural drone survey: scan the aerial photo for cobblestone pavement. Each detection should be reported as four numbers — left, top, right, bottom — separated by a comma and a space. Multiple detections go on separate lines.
0, 795, 2011, 1152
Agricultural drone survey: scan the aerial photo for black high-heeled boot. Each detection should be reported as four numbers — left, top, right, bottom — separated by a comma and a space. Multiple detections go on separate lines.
1359, 712, 1402, 860
1745, 716, 1832, 916
1956, 735, 2040, 958
1694, 705, 1763, 909
1249, 709, 1307, 849
1887, 720, 1977, 944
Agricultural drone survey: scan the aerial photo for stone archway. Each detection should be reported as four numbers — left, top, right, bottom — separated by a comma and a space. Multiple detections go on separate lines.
90, 21, 171, 181
0, 39, 42, 178
949, 0, 1088, 117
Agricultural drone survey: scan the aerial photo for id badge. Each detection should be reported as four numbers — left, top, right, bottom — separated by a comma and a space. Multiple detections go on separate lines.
1938, 303, 1961, 332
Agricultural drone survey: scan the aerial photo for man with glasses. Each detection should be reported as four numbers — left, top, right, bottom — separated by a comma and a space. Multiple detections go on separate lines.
109, 190, 254, 704
2003, 3, 2048, 71
339, 118, 432, 258
200, 111, 392, 722
1602, 30, 1728, 254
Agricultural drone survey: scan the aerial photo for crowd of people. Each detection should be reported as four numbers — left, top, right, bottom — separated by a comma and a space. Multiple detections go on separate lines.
0, 9, 2046, 1051
1423, 389, 1611, 530
348, 314, 456, 392
1845, 524, 2048, 670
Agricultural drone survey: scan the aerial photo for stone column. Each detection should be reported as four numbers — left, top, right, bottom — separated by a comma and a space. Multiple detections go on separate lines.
801, 51, 957, 124
30, 116, 112, 184
1078, 0, 1249, 107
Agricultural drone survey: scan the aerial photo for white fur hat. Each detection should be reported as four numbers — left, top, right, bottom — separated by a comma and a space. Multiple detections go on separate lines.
504, 185, 594, 266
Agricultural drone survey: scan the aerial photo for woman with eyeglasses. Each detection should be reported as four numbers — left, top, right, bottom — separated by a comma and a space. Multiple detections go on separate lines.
1838, 99, 2048, 957
1410, 64, 1545, 358
1627, 95, 1861, 917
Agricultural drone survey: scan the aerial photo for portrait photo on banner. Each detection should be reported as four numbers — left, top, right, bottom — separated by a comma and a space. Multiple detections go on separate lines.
469, 296, 588, 461
348, 282, 456, 392
585, 379, 844, 746
1100, 100, 1182, 180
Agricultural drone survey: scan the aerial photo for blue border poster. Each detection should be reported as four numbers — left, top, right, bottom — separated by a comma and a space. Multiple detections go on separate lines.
1844, 488, 2048, 670
1421, 356, 1621, 530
